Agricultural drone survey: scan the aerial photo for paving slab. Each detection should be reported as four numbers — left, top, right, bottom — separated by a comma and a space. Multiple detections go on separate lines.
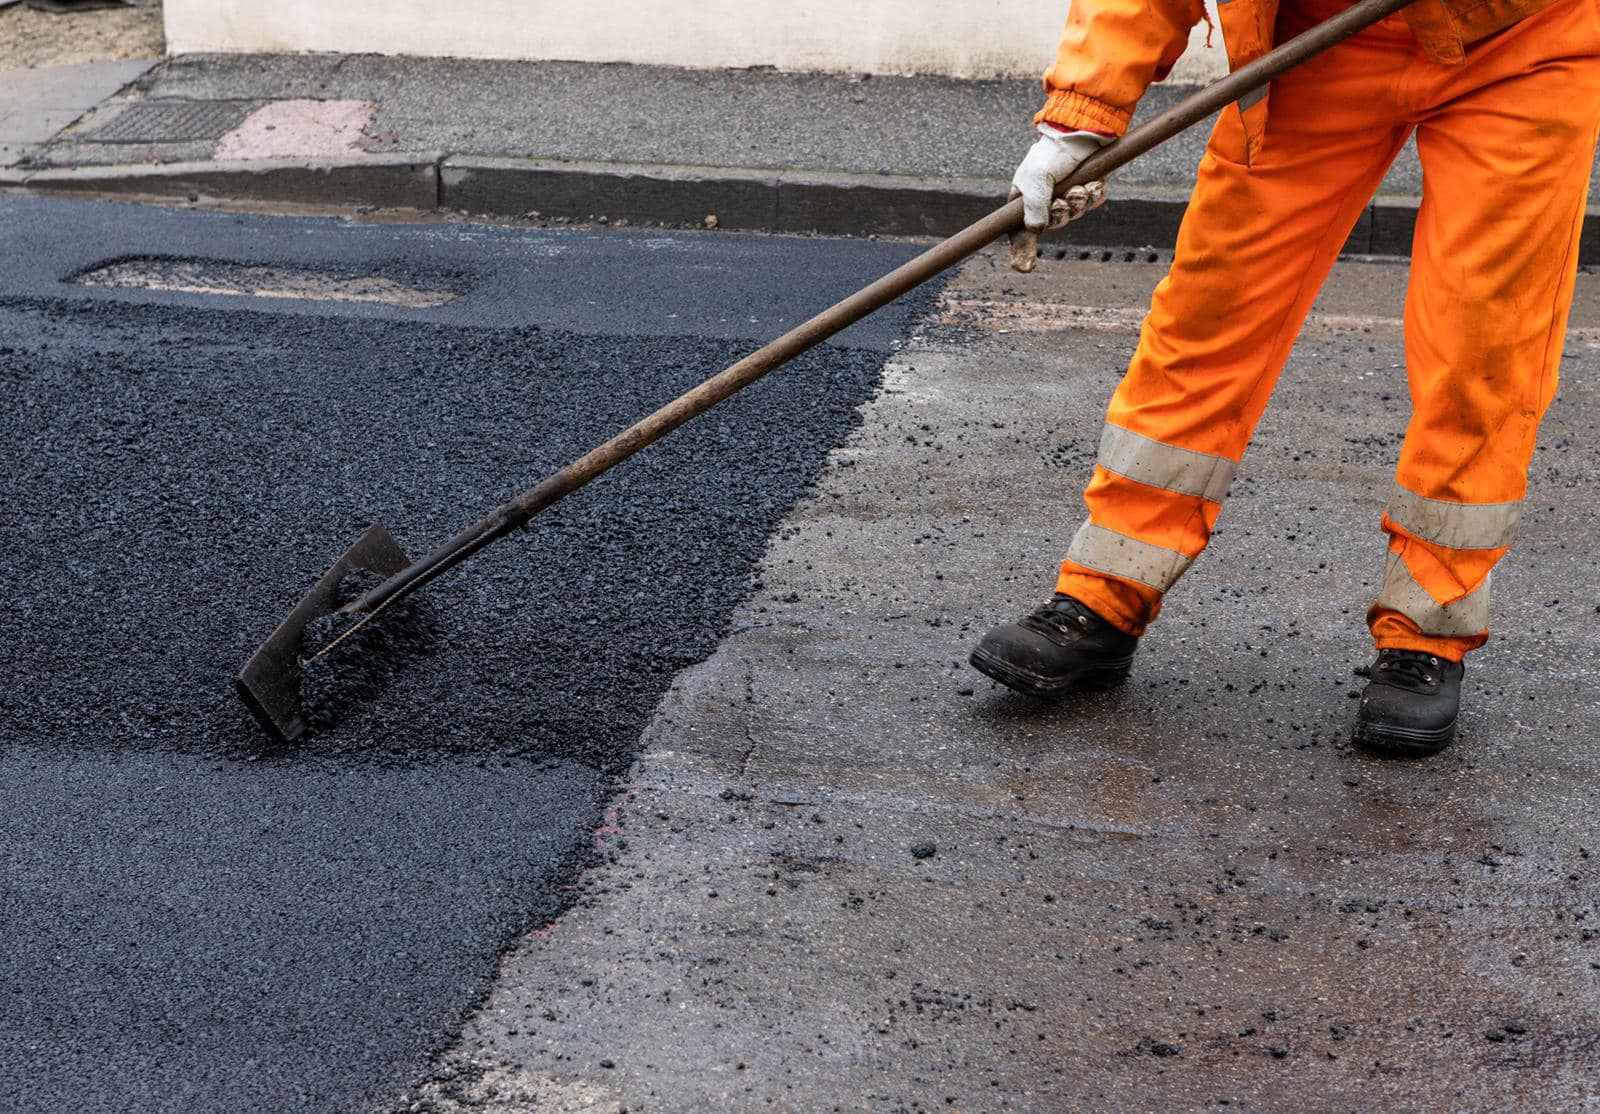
34, 52, 1600, 209
408, 251, 1600, 1110
212, 98, 375, 160
0, 57, 154, 164
22, 52, 1600, 252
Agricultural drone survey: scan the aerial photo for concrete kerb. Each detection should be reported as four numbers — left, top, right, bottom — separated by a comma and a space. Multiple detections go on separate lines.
19, 154, 443, 210
773, 168, 1003, 236
12, 152, 1600, 261
438, 156, 1198, 243
440, 156, 780, 228
1372, 197, 1600, 266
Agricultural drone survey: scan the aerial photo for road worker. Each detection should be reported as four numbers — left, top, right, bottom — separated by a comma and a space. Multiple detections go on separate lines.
969, 0, 1600, 756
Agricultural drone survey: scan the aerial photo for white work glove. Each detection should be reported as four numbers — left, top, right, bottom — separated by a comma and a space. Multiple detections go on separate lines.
1008, 125, 1112, 273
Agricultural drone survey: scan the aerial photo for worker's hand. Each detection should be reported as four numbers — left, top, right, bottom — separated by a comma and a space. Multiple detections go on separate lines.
1008, 126, 1111, 273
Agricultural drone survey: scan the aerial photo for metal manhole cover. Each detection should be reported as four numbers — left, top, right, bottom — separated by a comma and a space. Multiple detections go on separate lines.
89, 100, 254, 144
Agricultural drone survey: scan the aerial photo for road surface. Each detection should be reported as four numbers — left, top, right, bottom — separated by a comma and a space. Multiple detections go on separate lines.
413, 243, 1600, 1110
5, 193, 1599, 1111
0, 194, 931, 1113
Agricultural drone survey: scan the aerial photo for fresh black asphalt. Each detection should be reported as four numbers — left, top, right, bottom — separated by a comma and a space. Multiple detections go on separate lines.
0, 195, 931, 1112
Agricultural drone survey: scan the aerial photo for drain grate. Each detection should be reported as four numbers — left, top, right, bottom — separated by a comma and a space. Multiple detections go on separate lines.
89, 100, 255, 144
1037, 245, 1174, 266
74, 258, 463, 309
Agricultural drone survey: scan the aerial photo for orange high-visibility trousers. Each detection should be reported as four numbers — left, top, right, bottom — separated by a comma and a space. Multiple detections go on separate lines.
1056, 0, 1600, 659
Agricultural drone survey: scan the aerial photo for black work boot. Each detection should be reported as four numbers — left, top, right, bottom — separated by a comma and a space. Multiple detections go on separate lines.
969, 594, 1139, 697
1352, 649, 1465, 758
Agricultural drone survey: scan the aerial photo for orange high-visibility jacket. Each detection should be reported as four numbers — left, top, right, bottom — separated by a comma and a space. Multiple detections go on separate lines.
1038, 0, 1565, 152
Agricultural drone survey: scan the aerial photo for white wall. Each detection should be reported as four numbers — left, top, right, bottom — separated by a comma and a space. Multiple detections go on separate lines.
164, 0, 1226, 82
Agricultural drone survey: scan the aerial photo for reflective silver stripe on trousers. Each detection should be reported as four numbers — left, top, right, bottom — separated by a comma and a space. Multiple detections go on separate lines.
1067, 522, 1193, 592
1376, 551, 1491, 637
1097, 424, 1237, 504
1386, 485, 1521, 551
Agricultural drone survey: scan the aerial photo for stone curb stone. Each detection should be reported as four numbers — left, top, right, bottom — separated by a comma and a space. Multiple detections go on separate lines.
440, 156, 779, 229
433, 156, 1385, 257
21, 154, 442, 210
12, 153, 1598, 264
773, 169, 1002, 237
1371, 196, 1600, 265
438, 156, 1201, 246
1370, 197, 1421, 258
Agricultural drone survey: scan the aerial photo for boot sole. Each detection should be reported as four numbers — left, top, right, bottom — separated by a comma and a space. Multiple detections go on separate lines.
1351, 716, 1458, 758
968, 646, 1134, 699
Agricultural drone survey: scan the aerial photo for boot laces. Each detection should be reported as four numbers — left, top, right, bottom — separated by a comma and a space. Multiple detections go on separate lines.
1021, 595, 1096, 639
1375, 649, 1443, 690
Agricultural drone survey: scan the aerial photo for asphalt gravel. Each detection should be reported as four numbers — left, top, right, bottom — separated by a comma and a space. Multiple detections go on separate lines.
298, 569, 442, 738
0, 195, 932, 1112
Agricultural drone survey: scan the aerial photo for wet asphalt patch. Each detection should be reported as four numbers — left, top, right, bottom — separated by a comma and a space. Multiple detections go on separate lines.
0, 297, 892, 768
0, 215, 930, 1112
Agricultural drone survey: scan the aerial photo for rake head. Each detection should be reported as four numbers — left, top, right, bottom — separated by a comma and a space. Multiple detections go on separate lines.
236, 524, 411, 743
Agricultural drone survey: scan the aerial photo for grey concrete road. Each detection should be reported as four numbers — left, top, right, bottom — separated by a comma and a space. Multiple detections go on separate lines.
409, 250, 1600, 1110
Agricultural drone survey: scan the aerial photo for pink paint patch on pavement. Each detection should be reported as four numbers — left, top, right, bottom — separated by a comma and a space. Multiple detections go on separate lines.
213, 99, 377, 160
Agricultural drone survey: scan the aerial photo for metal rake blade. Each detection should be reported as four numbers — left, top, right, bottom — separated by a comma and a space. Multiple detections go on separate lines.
236, 524, 410, 743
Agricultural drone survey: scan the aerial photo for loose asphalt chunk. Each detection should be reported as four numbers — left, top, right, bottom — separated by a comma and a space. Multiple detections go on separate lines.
0, 198, 933, 1112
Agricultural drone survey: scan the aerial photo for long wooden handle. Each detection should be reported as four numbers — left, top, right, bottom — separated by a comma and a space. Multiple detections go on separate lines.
353, 0, 1414, 615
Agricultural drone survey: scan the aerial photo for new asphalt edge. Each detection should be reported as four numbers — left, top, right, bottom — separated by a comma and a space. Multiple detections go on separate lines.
9, 154, 1600, 263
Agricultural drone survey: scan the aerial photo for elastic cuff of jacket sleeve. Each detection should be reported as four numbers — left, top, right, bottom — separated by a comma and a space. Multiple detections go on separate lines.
1034, 91, 1132, 136
1039, 122, 1117, 141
